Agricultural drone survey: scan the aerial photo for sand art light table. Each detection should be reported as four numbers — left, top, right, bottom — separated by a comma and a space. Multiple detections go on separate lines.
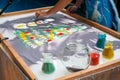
0, 7, 120, 80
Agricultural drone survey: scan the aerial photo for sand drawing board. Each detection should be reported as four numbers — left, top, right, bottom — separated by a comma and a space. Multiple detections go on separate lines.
0, 12, 120, 67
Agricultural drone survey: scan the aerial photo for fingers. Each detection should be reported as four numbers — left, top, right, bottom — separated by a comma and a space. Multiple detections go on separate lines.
35, 11, 41, 18
35, 10, 49, 18
67, 6, 73, 13
66, 6, 77, 13
66, 6, 71, 13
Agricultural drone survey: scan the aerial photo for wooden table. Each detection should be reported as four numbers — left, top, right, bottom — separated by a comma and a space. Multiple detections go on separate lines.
0, 7, 120, 80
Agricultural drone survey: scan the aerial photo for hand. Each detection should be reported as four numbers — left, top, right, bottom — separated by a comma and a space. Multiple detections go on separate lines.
66, 5, 78, 13
35, 11, 50, 18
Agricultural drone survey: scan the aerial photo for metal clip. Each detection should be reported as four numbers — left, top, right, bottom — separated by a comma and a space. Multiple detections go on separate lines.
0, 37, 9, 43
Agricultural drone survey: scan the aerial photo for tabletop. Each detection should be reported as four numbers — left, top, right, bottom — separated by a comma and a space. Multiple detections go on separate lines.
0, 8, 120, 80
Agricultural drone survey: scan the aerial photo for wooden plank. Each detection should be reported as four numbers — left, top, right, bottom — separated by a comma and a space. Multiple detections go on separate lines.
55, 59, 120, 80
0, 6, 53, 17
0, 34, 37, 80
0, 46, 29, 80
